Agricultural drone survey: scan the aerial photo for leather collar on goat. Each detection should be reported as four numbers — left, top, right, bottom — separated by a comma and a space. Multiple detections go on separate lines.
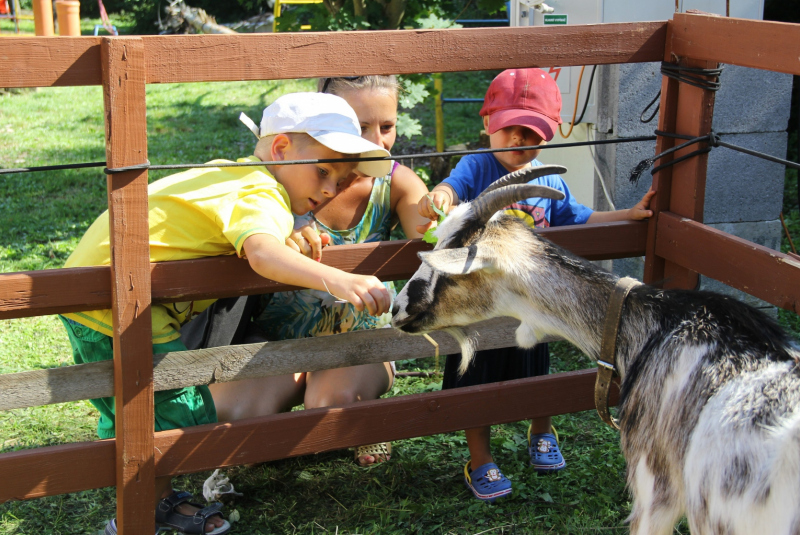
595, 277, 642, 431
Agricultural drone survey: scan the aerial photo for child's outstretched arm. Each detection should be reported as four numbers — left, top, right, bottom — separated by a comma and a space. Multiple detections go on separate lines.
243, 234, 391, 316
417, 183, 459, 225
586, 187, 655, 224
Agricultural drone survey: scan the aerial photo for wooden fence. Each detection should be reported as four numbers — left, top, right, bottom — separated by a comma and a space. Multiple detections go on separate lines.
0, 13, 798, 533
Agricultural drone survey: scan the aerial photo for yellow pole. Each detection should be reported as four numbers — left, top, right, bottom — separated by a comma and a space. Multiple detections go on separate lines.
434, 73, 444, 153
12, 0, 20, 32
273, 0, 281, 32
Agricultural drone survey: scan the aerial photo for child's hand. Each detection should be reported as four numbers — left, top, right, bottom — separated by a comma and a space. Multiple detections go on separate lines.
327, 273, 391, 316
628, 188, 656, 221
418, 190, 452, 221
285, 224, 331, 261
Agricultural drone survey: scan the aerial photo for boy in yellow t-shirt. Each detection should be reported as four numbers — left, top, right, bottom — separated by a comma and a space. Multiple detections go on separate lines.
60, 92, 392, 535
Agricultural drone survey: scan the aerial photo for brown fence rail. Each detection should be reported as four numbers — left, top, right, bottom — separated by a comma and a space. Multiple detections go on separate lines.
1, 13, 799, 533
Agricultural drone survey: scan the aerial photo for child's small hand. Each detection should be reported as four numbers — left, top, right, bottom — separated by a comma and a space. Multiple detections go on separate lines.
418, 190, 452, 221
285, 224, 331, 261
328, 273, 391, 316
628, 188, 656, 221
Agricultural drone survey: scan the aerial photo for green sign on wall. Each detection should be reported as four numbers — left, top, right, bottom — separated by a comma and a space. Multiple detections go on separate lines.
543, 14, 568, 25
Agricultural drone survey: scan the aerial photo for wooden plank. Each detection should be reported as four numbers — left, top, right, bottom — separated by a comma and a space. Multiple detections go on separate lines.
0, 240, 428, 320
643, 21, 680, 285
0, 368, 616, 502
0, 222, 646, 320
655, 212, 800, 312
659, 55, 717, 290
0, 22, 666, 88
101, 37, 154, 535
141, 22, 667, 83
644, 29, 718, 291
542, 220, 646, 260
670, 13, 800, 76
0, 440, 115, 502
0, 317, 544, 411
0, 36, 102, 88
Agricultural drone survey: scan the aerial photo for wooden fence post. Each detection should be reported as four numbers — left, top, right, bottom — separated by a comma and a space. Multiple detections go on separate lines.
101, 37, 155, 533
644, 26, 719, 288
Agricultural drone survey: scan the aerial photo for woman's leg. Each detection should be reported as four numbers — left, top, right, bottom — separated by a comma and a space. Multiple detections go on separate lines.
209, 373, 306, 422
304, 362, 393, 465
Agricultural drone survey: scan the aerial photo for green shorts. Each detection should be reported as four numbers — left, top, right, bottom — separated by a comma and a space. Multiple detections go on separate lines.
59, 316, 217, 439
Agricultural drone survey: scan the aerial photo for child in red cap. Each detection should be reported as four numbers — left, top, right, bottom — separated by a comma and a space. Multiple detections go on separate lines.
418, 68, 655, 503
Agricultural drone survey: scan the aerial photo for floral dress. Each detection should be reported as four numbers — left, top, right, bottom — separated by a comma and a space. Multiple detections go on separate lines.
253, 165, 397, 341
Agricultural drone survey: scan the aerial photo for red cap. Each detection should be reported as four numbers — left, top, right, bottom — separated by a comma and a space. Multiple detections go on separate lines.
480, 68, 562, 141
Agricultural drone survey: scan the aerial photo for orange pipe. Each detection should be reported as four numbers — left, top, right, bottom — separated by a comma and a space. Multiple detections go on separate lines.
32, 0, 54, 36
56, 0, 80, 36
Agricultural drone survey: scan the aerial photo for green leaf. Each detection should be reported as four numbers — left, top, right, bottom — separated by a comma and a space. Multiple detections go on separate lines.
414, 14, 462, 30
422, 227, 438, 245
396, 112, 422, 139
421, 195, 448, 244
430, 198, 447, 219
400, 81, 429, 109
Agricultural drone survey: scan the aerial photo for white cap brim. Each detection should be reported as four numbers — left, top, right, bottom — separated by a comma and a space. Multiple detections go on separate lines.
310, 130, 392, 177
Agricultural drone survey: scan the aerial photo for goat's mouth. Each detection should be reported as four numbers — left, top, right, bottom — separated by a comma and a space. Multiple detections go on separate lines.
391, 312, 428, 332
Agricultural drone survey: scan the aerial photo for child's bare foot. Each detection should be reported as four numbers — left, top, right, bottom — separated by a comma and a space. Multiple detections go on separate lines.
355, 442, 391, 467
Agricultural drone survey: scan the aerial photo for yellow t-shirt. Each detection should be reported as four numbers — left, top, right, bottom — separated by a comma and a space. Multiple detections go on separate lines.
63, 156, 294, 343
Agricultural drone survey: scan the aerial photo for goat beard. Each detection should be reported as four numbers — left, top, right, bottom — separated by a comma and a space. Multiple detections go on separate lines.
444, 327, 479, 376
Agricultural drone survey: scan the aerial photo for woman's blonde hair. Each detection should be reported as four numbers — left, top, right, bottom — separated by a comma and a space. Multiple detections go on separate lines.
317, 75, 401, 99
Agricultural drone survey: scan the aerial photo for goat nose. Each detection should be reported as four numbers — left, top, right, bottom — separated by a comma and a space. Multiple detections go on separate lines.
391, 304, 399, 317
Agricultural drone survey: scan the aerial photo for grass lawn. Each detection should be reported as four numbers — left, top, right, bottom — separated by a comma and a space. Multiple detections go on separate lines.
1, 23, 798, 535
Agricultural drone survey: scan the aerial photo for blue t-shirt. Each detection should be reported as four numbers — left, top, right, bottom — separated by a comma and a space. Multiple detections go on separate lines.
442, 153, 593, 228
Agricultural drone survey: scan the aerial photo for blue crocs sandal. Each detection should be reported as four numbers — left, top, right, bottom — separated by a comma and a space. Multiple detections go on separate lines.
464, 461, 512, 503
528, 425, 566, 474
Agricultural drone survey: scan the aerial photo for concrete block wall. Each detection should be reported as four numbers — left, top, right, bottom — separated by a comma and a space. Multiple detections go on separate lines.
593, 62, 792, 308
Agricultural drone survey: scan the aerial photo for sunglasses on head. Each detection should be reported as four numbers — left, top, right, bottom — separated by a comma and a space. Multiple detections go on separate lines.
321, 76, 362, 94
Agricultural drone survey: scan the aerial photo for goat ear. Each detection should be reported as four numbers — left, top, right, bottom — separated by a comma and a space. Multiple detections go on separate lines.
418, 246, 494, 275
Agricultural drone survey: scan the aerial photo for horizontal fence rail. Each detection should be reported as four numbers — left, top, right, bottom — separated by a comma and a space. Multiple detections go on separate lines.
655, 212, 800, 312
0, 221, 647, 320
0, 317, 555, 411
669, 13, 800, 76
1, 367, 616, 503
0, 21, 667, 88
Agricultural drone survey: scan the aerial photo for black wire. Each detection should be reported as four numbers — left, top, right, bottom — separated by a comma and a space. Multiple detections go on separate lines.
640, 62, 724, 124
640, 91, 661, 124
574, 65, 597, 126
0, 161, 107, 176
0, 136, 658, 176
660, 61, 723, 92
102, 136, 657, 174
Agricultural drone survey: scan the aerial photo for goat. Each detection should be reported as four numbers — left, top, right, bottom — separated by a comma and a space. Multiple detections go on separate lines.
392, 165, 800, 535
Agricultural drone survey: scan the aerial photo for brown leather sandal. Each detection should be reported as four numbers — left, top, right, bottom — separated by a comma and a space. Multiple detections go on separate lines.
354, 442, 391, 466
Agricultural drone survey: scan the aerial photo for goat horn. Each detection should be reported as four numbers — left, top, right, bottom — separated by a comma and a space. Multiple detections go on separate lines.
472, 184, 566, 224
476, 165, 568, 199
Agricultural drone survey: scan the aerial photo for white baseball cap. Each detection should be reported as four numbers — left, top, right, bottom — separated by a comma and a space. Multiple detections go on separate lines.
240, 92, 392, 178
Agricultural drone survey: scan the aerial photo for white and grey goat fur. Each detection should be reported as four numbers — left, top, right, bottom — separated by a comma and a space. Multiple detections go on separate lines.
392, 165, 800, 535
